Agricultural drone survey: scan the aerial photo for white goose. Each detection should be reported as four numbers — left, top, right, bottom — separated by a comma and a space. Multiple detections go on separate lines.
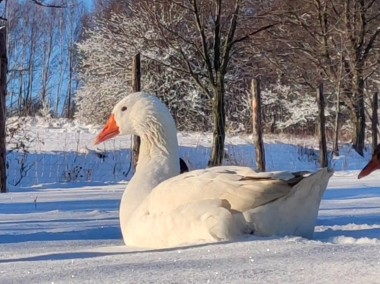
95, 92, 333, 249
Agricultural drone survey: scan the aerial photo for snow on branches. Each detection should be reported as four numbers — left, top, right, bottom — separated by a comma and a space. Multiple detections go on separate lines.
75, 2, 256, 131
75, 11, 210, 129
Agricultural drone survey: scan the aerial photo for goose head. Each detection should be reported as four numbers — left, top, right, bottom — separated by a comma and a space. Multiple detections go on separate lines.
358, 144, 380, 179
95, 92, 177, 146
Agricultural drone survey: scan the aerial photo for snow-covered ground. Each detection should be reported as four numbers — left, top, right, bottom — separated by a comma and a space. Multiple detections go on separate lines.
1, 118, 380, 283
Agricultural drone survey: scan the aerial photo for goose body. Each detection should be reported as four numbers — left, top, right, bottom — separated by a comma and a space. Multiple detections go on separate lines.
95, 92, 333, 249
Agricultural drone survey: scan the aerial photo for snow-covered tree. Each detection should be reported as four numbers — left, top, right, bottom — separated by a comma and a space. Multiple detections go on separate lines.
261, 84, 317, 131
76, 12, 211, 130
264, 0, 380, 155
76, 0, 277, 165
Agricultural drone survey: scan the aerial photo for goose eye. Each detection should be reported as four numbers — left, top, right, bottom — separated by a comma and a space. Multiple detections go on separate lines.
121, 106, 127, 112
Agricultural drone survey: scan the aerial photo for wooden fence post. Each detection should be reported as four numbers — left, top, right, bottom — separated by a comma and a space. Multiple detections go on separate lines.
132, 53, 141, 170
372, 92, 378, 150
317, 83, 328, 168
251, 78, 265, 172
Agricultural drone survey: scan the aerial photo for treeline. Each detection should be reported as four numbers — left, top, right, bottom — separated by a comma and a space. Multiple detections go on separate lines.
6, 0, 84, 118
6, 0, 380, 158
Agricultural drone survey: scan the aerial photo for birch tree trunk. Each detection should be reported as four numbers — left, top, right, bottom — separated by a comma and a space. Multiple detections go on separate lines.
55, 30, 64, 115
66, 41, 74, 118
41, 18, 54, 105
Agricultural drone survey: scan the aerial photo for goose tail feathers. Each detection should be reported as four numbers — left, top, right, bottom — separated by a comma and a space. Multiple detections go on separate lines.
245, 168, 333, 238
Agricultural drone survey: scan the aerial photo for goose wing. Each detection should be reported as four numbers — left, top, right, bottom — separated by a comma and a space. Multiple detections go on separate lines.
145, 166, 309, 213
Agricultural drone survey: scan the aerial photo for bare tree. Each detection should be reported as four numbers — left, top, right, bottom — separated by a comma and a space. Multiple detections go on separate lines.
127, 0, 276, 166
1, 0, 79, 193
265, 0, 380, 156
4, 0, 84, 117
342, 1, 380, 155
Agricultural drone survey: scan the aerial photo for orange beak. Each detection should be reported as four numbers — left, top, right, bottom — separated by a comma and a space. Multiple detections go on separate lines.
358, 159, 379, 179
94, 114, 120, 145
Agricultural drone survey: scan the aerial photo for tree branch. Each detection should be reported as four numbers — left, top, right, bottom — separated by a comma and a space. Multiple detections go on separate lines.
232, 23, 277, 45
213, 0, 221, 74
31, 0, 68, 8
220, 0, 240, 73
362, 28, 380, 61
192, 0, 215, 86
